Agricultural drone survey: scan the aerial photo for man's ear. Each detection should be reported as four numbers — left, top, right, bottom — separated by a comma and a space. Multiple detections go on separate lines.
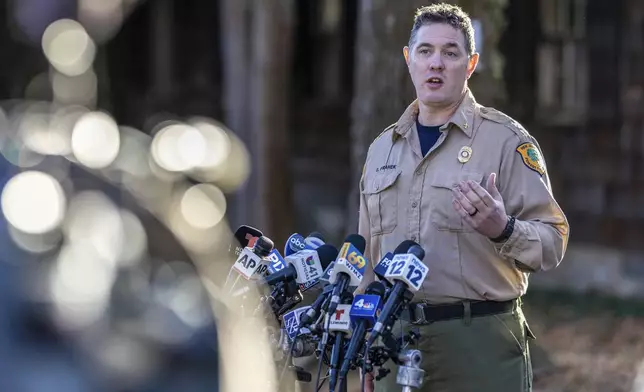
403, 46, 410, 66
466, 52, 479, 79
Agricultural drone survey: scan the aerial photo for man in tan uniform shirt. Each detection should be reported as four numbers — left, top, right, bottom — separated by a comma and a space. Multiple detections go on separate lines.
357, 4, 569, 392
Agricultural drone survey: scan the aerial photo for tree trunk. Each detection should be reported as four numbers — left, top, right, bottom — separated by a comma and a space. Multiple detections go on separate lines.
219, 0, 253, 229
250, 0, 295, 246
220, 0, 295, 246
347, 0, 508, 233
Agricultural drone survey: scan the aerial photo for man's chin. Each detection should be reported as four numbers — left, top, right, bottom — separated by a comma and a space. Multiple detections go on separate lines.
418, 94, 448, 106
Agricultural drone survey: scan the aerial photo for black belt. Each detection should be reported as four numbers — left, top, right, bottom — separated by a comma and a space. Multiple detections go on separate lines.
401, 299, 517, 324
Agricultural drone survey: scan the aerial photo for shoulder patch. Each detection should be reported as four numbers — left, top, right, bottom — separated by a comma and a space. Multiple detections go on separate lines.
516, 142, 545, 176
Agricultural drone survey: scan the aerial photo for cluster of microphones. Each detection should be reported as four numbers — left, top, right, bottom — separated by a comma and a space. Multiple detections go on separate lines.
224, 225, 430, 392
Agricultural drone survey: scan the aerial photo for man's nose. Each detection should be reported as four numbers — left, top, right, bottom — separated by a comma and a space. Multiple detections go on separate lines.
430, 62, 444, 71
429, 54, 444, 71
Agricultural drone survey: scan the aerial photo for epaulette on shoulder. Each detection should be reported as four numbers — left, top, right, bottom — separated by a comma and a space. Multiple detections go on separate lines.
374, 123, 396, 141
368, 123, 397, 148
479, 106, 530, 139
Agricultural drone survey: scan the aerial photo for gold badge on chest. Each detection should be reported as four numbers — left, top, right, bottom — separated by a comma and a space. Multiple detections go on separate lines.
458, 146, 472, 163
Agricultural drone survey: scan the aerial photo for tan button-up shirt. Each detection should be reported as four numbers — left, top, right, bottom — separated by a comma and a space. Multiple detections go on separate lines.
358, 90, 569, 304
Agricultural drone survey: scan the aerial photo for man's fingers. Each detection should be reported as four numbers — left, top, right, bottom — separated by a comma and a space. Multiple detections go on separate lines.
452, 199, 477, 226
486, 172, 502, 200
466, 180, 496, 207
458, 181, 487, 211
452, 188, 477, 215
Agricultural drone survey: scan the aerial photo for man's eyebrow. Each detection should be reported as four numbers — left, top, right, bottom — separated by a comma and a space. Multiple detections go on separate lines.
416, 41, 461, 50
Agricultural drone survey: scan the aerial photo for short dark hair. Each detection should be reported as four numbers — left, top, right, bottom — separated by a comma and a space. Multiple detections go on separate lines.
408, 3, 475, 56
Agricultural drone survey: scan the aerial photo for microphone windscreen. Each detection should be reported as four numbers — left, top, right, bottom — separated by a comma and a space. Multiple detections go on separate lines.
365, 281, 386, 296
316, 244, 339, 269
234, 225, 263, 247
255, 236, 274, 257
343, 234, 366, 254
394, 240, 419, 255
307, 232, 326, 242
408, 244, 425, 261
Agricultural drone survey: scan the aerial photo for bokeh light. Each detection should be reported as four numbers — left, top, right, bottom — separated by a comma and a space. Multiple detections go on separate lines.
50, 242, 115, 330
1, 171, 66, 234
52, 69, 98, 107
188, 118, 232, 171
78, 0, 125, 44
18, 102, 76, 157
42, 19, 96, 77
180, 184, 227, 230
150, 122, 206, 173
71, 111, 121, 169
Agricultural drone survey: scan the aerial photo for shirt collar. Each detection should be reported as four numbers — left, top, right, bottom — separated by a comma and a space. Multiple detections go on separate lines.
393, 89, 476, 142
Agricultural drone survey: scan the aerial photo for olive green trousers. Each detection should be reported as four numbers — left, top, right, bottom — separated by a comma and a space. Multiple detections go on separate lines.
374, 303, 534, 392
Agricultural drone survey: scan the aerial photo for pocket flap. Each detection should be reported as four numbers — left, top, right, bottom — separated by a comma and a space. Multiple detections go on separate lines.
430, 171, 484, 189
362, 169, 401, 195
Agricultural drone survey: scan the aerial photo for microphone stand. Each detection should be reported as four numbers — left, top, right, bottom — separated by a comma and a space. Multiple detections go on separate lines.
326, 290, 353, 392
330, 337, 348, 392
363, 328, 423, 390
396, 349, 424, 392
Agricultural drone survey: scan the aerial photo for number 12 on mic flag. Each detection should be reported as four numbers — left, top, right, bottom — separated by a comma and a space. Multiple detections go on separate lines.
384, 254, 429, 292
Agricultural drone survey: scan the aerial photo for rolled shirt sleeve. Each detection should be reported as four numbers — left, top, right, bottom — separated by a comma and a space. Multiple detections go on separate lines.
494, 134, 569, 272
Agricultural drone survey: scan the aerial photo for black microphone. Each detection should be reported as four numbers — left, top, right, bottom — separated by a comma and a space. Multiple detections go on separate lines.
230, 225, 263, 257
366, 243, 427, 348
299, 283, 334, 328
253, 236, 274, 257
337, 281, 387, 384
394, 240, 417, 255
328, 292, 355, 392
306, 231, 325, 242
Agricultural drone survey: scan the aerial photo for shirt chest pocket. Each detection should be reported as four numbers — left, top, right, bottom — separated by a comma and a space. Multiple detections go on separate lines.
361, 170, 401, 236
429, 171, 484, 232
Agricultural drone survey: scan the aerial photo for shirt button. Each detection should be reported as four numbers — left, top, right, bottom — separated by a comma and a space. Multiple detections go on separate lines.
412, 201, 418, 208
411, 235, 417, 242
415, 169, 422, 176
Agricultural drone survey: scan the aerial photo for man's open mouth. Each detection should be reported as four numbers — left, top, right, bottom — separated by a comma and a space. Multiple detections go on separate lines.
426, 77, 444, 86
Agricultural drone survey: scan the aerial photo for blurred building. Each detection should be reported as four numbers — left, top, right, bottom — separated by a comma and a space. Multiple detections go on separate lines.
503, 0, 644, 297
